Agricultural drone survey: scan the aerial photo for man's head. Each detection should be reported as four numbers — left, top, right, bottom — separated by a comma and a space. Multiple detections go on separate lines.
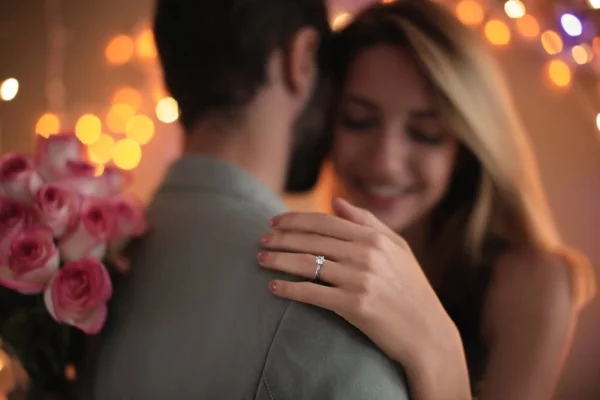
153, 0, 331, 133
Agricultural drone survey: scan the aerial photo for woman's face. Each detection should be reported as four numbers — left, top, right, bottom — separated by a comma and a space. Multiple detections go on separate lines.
333, 44, 459, 232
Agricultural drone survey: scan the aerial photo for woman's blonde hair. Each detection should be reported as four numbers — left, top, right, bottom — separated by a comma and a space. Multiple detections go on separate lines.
332, 0, 595, 306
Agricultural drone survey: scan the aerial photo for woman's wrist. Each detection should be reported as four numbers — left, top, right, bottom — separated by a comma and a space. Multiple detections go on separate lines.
404, 314, 471, 400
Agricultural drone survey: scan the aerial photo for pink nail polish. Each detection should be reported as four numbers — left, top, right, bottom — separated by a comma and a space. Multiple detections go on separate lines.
268, 281, 277, 292
269, 216, 280, 227
261, 233, 272, 245
257, 252, 267, 263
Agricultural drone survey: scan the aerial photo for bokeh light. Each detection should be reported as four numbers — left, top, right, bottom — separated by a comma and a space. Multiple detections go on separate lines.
125, 114, 154, 145
156, 97, 179, 124
35, 113, 60, 137
593, 37, 600, 57
455, 0, 485, 26
332, 12, 351, 31
88, 133, 116, 164
560, 13, 583, 37
0, 78, 19, 101
541, 30, 563, 55
113, 139, 142, 170
572, 44, 593, 65
589, 0, 600, 10
546, 60, 571, 88
136, 29, 157, 59
504, 0, 526, 19
111, 87, 142, 112
106, 103, 135, 134
484, 20, 511, 46
516, 15, 540, 39
75, 114, 102, 145
596, 113, 600, 131
105, 35, 134, 65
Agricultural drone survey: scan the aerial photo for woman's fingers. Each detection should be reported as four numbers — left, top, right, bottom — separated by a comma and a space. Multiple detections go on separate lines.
261, 231, 354, 262
270, 211, 370, 242
258, 251, 359, 287
269, 280, 348, 314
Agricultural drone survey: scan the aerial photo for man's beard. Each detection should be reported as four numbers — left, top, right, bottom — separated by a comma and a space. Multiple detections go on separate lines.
284, 78, 333, 193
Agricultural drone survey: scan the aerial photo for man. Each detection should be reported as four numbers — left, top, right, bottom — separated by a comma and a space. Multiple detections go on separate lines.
86, 0, 410, 398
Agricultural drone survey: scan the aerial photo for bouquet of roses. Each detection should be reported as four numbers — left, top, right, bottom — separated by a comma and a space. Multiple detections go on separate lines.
0, 133, 147, 398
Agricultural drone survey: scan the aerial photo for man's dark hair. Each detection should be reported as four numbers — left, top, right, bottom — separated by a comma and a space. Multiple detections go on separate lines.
153, 0, 331, 132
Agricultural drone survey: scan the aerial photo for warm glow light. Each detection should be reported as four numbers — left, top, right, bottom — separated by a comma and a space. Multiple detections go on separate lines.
588, 0, 600, 10
156, 97, 179, 123
572, 44, 592, 65
88, 133, 115, 164
546, 60, 571, 88
455, 0, 485, 26
113, 139, 142, 170
381, 0, 395, 3
332, 12, 351, 31
0, 78, 19, 101
65, 364, 77, 381
504, 0, 526, 19
111, 87, 142, 111
75, 114, 102, 145
484, 20, 511, 46
592, 37, 600, 56
105, 35, 134, 65
541, 31, 563, 55
136, 29, 157, 59
106, 103, 135, 134
516, 15, 540, 38
561, 14, 583, 37
595, 113, 600, 131
125, 115, 154, 145
35, 112, 60, 137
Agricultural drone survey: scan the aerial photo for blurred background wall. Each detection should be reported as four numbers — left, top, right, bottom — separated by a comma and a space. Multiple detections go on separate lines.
0, 0, 599, 397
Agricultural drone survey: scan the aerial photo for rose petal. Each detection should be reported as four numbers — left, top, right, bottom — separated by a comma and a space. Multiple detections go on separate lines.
0, 266, 48, 294
59, 221, 106, 261
36, 134, 86, 180
72, 304, 108, 335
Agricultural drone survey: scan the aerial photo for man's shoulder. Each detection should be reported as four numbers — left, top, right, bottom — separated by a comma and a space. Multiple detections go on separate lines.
257, 301, 410, 400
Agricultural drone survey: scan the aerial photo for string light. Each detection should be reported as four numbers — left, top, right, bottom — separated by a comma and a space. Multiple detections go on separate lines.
504, 0, 526, 19
332, 12, 351, 31
455, 0, 485, 27
572, 44, 593, 65
112, 87, 142, 112
588, 0, 600, 10
484, 20, 511, 46
546, 60, 571, 88
35, 112, 60, 137
88, 133, 115, 164
113, 139, 142, 170
155, 97, 179, 123
596, 113, 600, 131
0, 78, 19, 101
75, 114, 102, 145
105, 35, 134, 65
136, 29, 157, 60
541, 31, 563, 55
516, 15, 540, 39
560, 14, 583, 37
106, 103, 135, 134
125, 115, 154, 145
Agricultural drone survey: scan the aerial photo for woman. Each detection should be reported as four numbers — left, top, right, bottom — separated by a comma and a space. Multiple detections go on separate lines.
258, 1, 596, 399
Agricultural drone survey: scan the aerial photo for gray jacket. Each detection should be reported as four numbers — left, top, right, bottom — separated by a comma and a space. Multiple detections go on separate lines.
86, 156, 410, 399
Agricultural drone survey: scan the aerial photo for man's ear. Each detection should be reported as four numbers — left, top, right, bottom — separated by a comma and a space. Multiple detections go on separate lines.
284, 27, 320, 98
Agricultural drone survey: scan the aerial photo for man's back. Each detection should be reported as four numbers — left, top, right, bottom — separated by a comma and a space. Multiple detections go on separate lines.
89, 157, 409, 399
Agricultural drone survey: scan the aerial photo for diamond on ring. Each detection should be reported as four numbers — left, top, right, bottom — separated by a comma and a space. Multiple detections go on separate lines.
315, 255, 325, 281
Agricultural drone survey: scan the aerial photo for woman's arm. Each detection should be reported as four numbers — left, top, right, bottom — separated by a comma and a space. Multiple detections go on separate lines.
479, 250, 577, 400
260, 198, 471, 400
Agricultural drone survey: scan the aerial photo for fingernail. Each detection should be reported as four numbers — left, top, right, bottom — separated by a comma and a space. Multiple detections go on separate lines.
261, 234, 272, 245
257, 252, 268, 264
269, 216, 280, 227
268, 281, 277, 292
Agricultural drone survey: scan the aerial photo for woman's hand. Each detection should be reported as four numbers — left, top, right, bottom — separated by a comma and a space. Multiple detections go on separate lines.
259, 197, 471, 400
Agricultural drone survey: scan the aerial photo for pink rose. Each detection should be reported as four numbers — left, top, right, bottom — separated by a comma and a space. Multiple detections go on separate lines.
35, 182, 80, 237
36, 133, 86, 180
101, 166, 132, 196
0, 154, 44, 203
44, 257, 112, 334
0, 196, 37, 246
0, 226, 59, 294
59, 197, 115, 261
64, 161, 110, 198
